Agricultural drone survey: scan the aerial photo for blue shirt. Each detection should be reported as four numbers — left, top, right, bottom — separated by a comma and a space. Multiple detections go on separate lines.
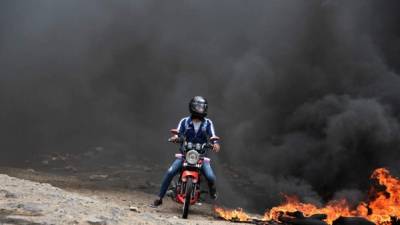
176, 116, 219, 145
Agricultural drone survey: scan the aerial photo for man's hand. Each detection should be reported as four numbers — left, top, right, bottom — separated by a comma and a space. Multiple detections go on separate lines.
212, 143, 220, 153
168, 135, 179, 143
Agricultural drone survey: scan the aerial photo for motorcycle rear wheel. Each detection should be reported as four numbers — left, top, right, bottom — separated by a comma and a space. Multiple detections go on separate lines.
182, 178, 193, 219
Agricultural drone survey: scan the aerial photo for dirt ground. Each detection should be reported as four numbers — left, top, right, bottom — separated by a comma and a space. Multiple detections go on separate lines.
0, 166, 254, 225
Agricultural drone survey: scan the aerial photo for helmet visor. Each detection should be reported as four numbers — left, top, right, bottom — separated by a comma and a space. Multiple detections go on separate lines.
193, 102, 206, 113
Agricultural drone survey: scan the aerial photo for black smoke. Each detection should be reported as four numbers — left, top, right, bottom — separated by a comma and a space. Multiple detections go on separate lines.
1, 0, 400, 212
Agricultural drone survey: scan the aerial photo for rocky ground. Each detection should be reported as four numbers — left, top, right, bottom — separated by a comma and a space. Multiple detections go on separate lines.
0, 166, 253, 225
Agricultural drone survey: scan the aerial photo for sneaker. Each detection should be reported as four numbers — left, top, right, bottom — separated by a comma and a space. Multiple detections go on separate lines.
150, 198, 163, 207
209, 188, 218, 200
210, 192, 218, 200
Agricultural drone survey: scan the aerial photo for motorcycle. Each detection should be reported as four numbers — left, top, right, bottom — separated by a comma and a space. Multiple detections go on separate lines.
167, 129, 219, 219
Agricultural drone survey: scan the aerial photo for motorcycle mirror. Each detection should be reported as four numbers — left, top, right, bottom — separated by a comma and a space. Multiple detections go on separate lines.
170, 129, 179, 135
210, 136, 220, 141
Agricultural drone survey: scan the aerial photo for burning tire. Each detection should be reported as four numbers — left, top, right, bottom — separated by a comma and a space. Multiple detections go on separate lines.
182, 178, 193, 219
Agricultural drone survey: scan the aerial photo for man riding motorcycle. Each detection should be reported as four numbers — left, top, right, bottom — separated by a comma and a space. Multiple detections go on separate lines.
152, 96, 220, 207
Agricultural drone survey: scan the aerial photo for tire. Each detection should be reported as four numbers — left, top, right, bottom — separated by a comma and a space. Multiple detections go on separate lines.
182, 178, 193, 219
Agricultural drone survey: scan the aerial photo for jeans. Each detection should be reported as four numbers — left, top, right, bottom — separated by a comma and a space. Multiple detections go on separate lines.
158, 158, 216, 198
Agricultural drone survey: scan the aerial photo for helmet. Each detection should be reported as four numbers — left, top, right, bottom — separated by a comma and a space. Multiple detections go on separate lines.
189, 96, 208, 118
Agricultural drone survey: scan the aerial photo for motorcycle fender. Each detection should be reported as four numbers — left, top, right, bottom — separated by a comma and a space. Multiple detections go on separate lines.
181, 171, 199, 183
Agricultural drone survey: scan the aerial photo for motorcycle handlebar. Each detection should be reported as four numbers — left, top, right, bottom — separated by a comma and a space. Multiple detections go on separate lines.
167, 136, 185, 143
202, 143, 213, 150
168, 134, 214, 152
168, 139, 213, 147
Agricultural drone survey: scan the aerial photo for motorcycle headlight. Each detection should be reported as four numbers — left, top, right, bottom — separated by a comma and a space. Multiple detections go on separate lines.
186, 150, 200, 165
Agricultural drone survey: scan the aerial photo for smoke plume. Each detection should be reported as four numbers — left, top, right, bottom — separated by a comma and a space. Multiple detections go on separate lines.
1, 0, 400, 211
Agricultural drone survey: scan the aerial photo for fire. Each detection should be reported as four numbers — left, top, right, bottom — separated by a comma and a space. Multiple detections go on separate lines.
360, 168, 400, 225
215, 168, 400, 225
264, 195, 354, 224
214, 207, 251, 222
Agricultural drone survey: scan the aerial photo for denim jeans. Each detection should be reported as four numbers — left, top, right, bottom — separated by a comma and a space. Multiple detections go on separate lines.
158, 158, 216, 198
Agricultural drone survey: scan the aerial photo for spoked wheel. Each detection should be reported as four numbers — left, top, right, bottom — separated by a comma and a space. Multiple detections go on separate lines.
182, 178, 193, 219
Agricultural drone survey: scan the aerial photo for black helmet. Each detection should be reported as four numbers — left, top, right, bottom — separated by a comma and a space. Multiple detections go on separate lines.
189, 96, 208, 118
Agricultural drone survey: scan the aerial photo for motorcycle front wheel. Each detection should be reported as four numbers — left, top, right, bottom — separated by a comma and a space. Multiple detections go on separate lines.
182, 177, 193, 219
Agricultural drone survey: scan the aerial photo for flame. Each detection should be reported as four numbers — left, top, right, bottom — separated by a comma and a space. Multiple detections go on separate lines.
214, 207, 251, 222
360, 168, 400, 225
264, 195, 354, 224
215, 168, 400, 225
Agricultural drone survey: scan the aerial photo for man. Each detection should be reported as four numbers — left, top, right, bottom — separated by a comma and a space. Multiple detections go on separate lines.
152, 96, 220, 207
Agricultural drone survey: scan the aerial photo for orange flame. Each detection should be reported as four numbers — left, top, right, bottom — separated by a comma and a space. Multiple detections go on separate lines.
263, 195, 355, 224
215, 168, 400, 225
360, 168, 400, 225
214, 207, 251, 222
